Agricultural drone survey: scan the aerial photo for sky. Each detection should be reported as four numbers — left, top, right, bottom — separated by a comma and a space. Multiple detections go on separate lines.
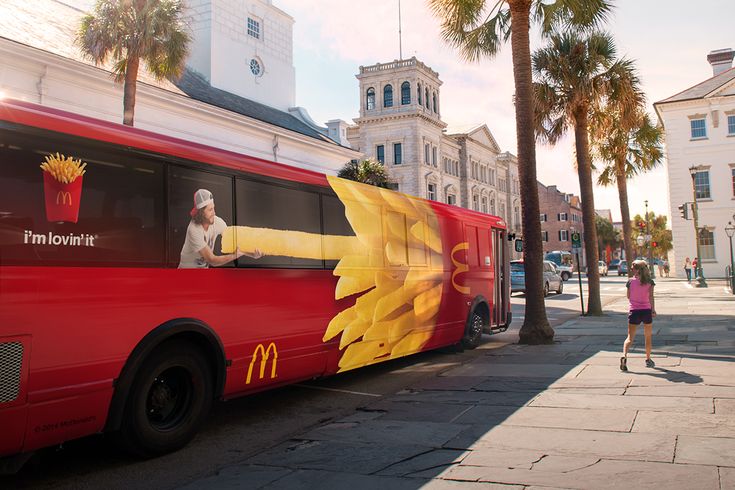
277, 0, 735, 223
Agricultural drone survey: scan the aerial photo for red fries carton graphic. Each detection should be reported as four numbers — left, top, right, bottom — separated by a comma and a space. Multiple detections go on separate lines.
41, 153, 86, 223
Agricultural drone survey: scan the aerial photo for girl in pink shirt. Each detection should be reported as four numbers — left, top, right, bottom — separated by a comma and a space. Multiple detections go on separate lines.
620, 260, 656, 371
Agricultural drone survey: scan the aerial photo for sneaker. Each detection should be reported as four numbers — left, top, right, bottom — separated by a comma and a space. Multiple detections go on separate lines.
645, 358, 655, 368
620, 357, 628, 372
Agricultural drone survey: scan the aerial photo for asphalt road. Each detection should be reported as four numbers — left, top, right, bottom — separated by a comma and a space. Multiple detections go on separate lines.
3, 275, 629, 489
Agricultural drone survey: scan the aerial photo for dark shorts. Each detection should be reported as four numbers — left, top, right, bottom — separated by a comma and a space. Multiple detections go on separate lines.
628, 309, 653, 325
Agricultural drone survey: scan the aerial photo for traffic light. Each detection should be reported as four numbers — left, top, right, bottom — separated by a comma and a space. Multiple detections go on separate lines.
651, 241, 658, 248
678, 203, 690, 220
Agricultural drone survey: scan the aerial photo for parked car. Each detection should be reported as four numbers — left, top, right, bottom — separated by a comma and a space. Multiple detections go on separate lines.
598, 260, 608, 276
510, 260, 564, 297
544, 250, 574, 281
608, 259, 620, 271
618, 260, 628, 276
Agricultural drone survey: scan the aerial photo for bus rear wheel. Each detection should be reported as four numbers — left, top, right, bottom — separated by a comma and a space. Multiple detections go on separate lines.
117, 341, 213, 458
462, 311, 484, 350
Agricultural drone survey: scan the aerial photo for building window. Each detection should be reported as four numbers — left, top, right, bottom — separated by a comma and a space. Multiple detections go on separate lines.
393, 143, 402, 165
540, 213, 547, 222
417, 83, 422, 105
489, 168, 495, 186
542, 231, 548, 242
447, 194, 456, 205
383, 85, 393, 107
425, 88, 430, 109
690, 118, 706, 139
401, 81, 411, 105
729, 115, 735, 135
558, 212, 568, 221
424, 143, 430, 164
514, 207, 520, 227
432, 147, 437, 167
453, 161, 459, 176
247, 17, 260, 39
498, 178, 507, 192
490, 198, 495, 215
428, 183, 436, 201
376, 145, 385, 164
559, 230, 569, 241
500, 203, 506, 219
472, 194, 478, 211
481, 196, 488, 213
694, 170, 711, 199
699, 228, 715, 260
366, 87, 375, 110
432, 92, 438, 113
732, 167, 735, 197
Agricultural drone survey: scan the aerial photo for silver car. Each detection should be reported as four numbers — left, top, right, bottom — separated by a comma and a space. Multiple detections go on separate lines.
511, 260, 564, 297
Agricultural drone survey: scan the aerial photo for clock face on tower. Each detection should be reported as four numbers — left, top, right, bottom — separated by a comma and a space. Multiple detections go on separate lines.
250, 58, 262, 76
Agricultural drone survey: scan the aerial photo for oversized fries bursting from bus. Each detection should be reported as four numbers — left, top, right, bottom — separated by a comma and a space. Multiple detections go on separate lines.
221, 176, 444, 372
40, 153, 87, 184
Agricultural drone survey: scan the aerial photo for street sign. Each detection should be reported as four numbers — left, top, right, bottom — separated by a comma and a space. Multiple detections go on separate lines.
571, 232, 581, 250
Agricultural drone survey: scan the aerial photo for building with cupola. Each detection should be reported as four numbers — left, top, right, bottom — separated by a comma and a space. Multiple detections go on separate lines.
346, 58, 521, 242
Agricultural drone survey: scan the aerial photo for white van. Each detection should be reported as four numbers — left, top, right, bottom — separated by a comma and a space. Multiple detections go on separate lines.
544, 250, 574, 281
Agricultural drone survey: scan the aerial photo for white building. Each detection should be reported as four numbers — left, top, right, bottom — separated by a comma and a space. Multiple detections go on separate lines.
655, 48, 735, 279
346, 58, 522, 240
0, 0, 360, 174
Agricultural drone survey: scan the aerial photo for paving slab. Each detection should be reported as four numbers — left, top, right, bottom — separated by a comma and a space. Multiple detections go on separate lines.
625, 384, 735, 398
392, 390, 537, 407
633, 411, 735, 437
260, 469, 418, 490
716, 398, 735, 414
375, 448, 468, 477
416, 376, 487, 391
675, 435, 735, 467
501, 406, 636, 432
443, 404, 518, 425
247, 439, 430, 475
421, 480, 524, 489
531, 391, 713, 413
720, 467, 735, 490
358, 400, 475, 423
299, 419, 467, 448
437, 458, 719, 489
179, 464, 293, 490
448, 425, 675, 462
440, 363, 585, 379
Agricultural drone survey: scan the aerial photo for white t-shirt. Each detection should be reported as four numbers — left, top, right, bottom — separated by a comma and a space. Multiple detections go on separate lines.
178, 216, 227, 268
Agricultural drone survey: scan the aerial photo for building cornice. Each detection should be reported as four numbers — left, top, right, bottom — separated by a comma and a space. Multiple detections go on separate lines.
354, 111, 447, 129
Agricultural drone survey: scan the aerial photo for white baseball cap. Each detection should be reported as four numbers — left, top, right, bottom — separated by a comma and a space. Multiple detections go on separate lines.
190, 189, 213, 217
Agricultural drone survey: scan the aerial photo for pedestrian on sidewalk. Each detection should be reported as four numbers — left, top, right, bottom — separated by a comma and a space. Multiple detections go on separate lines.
620, 260, 656, 372
684, 257, 692, 282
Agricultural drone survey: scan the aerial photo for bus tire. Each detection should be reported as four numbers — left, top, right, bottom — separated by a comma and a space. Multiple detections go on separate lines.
462, 311, 484, 350
116, 340, 213, 458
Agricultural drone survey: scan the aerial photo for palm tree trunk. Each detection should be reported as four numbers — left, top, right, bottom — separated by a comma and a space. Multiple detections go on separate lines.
509, 0, 553, 344
123, 56, 140, 126
615, 160, 634, 277
573, 108, 602, 315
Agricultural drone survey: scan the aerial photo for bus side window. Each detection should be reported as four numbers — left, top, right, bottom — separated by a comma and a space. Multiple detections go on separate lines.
235, 178, 322, 269
168, 166, 234, 268
385, 211, 408, 267
407, 216, 428, 266
465, 225, 480, 267
478, 227, 492, 268
322, 194, 356, 269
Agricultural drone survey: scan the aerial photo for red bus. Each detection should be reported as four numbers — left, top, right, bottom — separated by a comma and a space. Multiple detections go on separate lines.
0, 99, 511, 467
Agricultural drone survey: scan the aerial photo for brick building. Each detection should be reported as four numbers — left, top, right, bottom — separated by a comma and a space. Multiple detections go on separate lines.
538, 182, 585, 265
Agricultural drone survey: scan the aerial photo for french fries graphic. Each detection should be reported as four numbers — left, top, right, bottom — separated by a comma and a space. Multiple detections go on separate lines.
40, 153, 87, 184
222, 176, 444, 372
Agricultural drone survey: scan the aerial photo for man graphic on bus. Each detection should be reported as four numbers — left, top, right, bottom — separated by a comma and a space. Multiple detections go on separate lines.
178, 189, 263, 268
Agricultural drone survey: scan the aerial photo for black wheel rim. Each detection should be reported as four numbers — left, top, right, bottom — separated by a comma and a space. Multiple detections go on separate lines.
146, 366, 193, 431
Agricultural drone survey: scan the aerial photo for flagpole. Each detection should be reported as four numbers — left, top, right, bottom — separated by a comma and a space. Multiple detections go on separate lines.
398, 0, 403, 60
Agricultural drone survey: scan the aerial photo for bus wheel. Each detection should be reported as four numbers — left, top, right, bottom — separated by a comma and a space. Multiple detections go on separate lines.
462, 311, 484, 350
117, 341, 213, 458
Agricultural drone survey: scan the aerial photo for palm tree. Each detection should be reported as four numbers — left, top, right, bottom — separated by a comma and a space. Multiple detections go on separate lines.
338, 159, 395, 189
78, 0, 191, 126
429, 0, 612, 343
594, 106, 663, 276
533, 31, 637, 316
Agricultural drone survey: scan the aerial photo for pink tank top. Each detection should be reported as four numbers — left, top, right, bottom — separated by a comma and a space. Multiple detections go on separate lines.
628, 277, 653, 310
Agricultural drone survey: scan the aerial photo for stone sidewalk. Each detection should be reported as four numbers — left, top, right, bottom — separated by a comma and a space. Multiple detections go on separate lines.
185, 279, 735, 490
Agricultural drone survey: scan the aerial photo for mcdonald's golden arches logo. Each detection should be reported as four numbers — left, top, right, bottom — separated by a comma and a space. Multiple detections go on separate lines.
246, 342, 278, 384
56, 191, 73, 206
451, 242, 471, 295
